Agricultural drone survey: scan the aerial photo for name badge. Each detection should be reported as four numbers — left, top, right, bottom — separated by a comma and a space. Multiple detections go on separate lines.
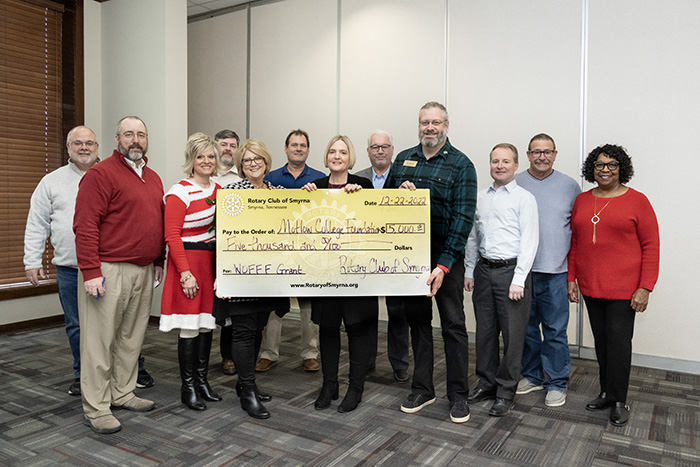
403, 160, 418, 167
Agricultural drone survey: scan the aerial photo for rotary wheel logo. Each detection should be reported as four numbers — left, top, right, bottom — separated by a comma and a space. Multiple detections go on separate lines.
221, 193, 244, 216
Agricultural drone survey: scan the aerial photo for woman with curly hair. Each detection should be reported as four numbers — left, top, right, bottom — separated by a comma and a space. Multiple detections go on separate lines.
567, 144, 659, 426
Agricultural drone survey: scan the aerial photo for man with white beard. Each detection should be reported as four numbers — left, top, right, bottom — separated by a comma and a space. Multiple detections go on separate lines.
74, 116, 165, 434
385, 102, 477, 424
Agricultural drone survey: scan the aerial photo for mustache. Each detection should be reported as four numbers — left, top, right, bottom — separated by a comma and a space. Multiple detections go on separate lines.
128, 143, 143, 151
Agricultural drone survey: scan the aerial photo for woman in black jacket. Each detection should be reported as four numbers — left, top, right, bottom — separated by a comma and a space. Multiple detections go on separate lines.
302, 135, 377, 413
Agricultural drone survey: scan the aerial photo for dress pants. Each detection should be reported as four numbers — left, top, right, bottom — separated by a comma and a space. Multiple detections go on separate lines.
56, 266, 80, 378
367, 297, 410, 372
473, 260, 531, 400
520, 272, 571, 391
320, 320, 372, 391
258, 298, 318, 361
582, 295, 636, 403
78, 262, 154, 418
230, 311, 271, 385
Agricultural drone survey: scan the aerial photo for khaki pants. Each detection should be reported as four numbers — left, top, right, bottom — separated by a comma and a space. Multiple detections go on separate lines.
259, 298, 319, 361
78, 262, 154, 418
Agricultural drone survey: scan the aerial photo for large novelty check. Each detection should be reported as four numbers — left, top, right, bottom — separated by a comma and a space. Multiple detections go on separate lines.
215, 189, 431, 297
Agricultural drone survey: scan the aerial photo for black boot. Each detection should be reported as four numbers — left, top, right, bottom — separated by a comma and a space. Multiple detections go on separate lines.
238, 382, 270, 419
314, 380, 339, 410
194, 332, 222, 402
236, 382, 272, 402
338, 386, 363, 413
178, 337, 206, 411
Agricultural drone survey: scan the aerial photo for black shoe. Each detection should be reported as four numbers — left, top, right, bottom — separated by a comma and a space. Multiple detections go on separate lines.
610, 402, 629, 426
489, 398, 514, 417
338, 387, 363, 413
178, 337, 206, 411
194, 332, 222, 402
449, 399, 471, 423
239, 384, 270, 419
314, 381, 339, 410
467, 387, 497, 404
136, 369, 154, 388
236, 382, 272, 402
68, 378, 81, 396
586, 393, 613, 411
393, 369, 409, 383
400, 393, 436, 414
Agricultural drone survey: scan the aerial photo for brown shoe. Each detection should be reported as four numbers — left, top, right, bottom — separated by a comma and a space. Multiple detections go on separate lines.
114, 396, 155, 412
303, 358, 320, 372
255, 358, 275, 372
84, 414, 122, 434
222, 359, 237, 375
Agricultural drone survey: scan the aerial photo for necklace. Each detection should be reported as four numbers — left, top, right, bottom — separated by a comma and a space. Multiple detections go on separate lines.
591, 186, 621, 244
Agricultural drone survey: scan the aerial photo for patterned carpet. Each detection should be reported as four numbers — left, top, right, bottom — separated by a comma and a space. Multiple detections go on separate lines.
0, 315, 698, 466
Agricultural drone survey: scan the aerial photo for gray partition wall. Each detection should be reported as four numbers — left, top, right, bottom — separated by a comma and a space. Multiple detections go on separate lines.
188, 0, 700, 374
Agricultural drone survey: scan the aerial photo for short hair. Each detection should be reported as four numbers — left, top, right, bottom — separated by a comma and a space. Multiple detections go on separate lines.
115, 116, 147, 136
582, 144, 634, 184
285, 129, 310, 148
367, 129, 393, 148
323, 135, 357, 170
528, 133, 556, 151
235, 139, 273, 178
182, 132, 221, 177
66, 125, 96, 144
490, 143, 519, 164
214, 129, 239, 144
419, 101, 449, 122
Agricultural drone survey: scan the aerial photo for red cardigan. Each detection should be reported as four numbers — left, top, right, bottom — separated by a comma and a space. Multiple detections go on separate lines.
74, 150, 166, 281
567, 188, 659, 300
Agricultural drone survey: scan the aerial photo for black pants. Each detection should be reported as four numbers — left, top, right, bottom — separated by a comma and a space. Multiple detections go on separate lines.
320, 320, 373, 391
229, 311, 271, 386
583, 295, 636, 403
367, 298, 410, 372
472, 260, 531, 400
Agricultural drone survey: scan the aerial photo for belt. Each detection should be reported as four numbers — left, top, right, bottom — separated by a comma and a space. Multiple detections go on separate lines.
480, 257, 517, 268
183, 242, 215, 251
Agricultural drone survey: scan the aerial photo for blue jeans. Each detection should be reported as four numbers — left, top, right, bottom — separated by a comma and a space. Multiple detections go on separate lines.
520, 272, 570, 391
56, 266, 80, 378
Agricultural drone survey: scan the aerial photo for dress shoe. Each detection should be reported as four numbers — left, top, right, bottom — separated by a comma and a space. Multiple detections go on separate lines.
610, 402, 629, 426
303, 358, 320, 372
585, 393, 613, 411
84, 414, 121, 434
255, 358, 276, 372
136, 369, 154, 388
489, 397, 514, 417
393, 369, 409, 383
467, 387, 497, 404
222, 359, 237, 375
314, 381, 339, 410
114, 396, 155, 412
68, 378, 81, 396
338, 387, 363, 413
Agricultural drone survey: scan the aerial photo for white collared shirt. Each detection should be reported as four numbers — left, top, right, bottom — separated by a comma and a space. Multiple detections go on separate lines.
124, 156, 146, 178
465, 180, 539, 287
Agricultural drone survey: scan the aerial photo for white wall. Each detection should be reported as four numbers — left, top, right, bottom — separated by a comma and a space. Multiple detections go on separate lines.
188, 0, 700, 373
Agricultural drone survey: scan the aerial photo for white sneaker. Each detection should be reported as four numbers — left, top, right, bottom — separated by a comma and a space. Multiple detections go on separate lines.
516, 378, 544, 395
545, 390, 566, 407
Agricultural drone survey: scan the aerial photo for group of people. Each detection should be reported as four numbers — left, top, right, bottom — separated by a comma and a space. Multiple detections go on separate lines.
23, 101, 659, 435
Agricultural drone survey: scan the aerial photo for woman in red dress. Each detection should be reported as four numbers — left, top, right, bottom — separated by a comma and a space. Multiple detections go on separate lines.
160, 132, 222, 411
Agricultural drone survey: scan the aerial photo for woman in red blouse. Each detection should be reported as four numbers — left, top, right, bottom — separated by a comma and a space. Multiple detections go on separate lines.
567, 144, 659, 427
160, 133, 222, 411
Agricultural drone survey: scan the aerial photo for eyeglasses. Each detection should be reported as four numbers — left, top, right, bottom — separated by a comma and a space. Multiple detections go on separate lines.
70, 140, 97, 148
121, 131, 148, 139
594, 161, 619, 171
369, 144, 392, 152
528, 149, 555, 158
242, 156, 264, 166
419, 120, 445, 127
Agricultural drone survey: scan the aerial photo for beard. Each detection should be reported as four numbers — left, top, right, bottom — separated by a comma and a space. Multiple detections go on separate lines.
419, 128, 448, 148
118, 142, 147, 161
220, 150, 234, 168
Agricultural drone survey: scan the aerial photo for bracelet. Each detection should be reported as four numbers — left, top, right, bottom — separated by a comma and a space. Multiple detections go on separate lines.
180, 273, 192, 284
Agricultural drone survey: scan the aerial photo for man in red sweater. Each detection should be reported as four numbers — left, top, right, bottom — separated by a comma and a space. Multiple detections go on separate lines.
74, 116, 165, 434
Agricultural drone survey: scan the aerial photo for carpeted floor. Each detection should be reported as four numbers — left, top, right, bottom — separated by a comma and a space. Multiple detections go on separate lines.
0, 314, 698, 466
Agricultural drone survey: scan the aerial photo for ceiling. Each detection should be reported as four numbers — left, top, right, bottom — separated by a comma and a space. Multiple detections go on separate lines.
187, 0, 250, 18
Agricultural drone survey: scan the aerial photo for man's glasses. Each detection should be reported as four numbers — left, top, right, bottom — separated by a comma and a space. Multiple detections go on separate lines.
70, 140, 96, 148
528, 150, 555, 158
369, 144, 392, 152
